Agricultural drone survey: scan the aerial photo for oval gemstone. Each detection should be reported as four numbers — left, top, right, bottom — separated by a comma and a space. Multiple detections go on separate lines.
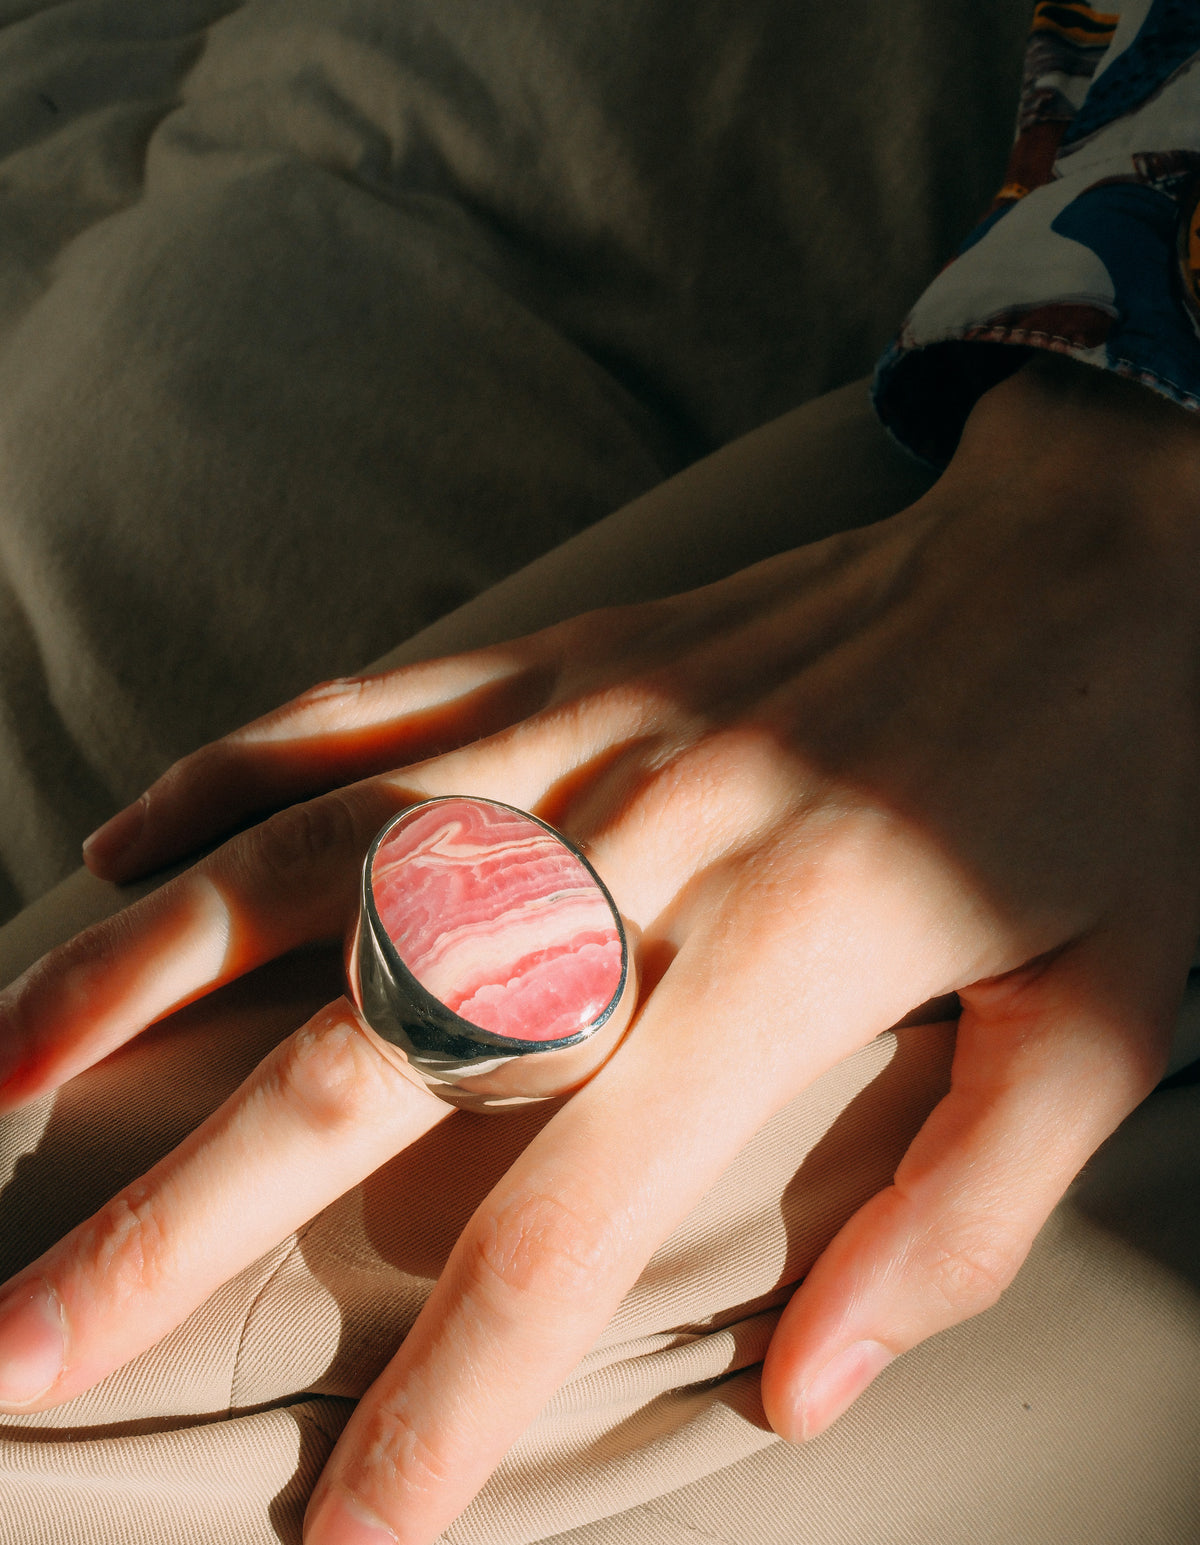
371, 798, 623, 1041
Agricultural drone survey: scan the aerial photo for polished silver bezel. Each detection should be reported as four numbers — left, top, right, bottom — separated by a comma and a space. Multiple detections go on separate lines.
347, 796, 636, 1110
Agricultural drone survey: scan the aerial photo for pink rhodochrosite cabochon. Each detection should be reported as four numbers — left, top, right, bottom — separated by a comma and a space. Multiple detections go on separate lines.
370, 798, 623, 1042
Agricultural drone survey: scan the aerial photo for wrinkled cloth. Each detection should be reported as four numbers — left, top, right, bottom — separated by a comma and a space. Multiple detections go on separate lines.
0, 0, 1028, 915
877, 0, 1200, 462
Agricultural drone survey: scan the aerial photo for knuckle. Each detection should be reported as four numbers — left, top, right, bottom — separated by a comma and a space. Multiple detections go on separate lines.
153, 739, 247, 813
248, 794, 361, 885
267, 1011, 395, 1135
231, 678, 371, 742
173, 737, 239, 788
925, 1229, 1020, 1318
461, 1188, 617, 1312
354, 1398, 456, 1494
287, 676, 373, 724
559, 598, 660, 657
25, 909, 140, 1021
296, 675, 370, 705
46, 917, 124, 981
73, 1183, 173, 1306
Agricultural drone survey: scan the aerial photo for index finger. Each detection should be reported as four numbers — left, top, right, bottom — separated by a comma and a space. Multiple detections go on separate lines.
83, 645, 557, 884
0, 680, 655, 1110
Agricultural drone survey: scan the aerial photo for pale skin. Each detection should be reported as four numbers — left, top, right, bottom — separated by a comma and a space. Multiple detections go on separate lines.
0, 353, 1198, 1545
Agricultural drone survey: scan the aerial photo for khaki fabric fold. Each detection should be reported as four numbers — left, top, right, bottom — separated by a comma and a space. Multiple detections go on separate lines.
0, 0, 1028, 913
1, 947, 1197, 1543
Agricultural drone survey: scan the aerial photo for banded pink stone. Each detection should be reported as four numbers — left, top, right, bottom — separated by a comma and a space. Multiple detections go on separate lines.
371, 798, 623, 1042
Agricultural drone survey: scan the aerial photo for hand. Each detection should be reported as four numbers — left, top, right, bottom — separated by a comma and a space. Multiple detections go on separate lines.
1, 355, 1198, 1545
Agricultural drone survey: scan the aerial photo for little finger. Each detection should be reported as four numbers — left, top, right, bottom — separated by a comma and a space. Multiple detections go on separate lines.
0, 997, 450, 1412
0, 780, 403, 1109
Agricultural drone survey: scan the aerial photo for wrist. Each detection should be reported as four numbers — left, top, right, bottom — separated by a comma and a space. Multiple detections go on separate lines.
947, 352, 1200, 561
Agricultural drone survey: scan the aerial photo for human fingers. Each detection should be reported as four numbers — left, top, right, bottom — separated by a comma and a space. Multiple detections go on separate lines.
0, 997, 451, 1412
83, 644, 558, 883
80, 532, 897, 888
0, 778, 406, 1110
0, 675, 673, 1113
0, 723, 808, 1420
302, 818, 971, 1545
759, 926, 1184, 1444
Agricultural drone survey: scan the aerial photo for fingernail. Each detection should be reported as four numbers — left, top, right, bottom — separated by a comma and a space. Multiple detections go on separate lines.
305, 1489, 398, 1545
0, 1280, 65, 1407
82, 795, 146, 874
794, 1339, 894, 1442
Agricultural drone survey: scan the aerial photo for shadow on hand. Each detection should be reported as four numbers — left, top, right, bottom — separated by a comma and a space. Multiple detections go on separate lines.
0, 949, 345, 1283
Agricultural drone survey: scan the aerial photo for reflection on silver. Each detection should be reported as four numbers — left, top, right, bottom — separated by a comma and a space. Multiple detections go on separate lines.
347, 798, 638, 1112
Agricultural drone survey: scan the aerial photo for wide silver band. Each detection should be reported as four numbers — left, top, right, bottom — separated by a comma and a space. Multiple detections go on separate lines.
346, 797, 638, 1111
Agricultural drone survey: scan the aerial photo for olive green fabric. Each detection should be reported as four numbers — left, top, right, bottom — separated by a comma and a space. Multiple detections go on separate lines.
0, 0, 1027, 914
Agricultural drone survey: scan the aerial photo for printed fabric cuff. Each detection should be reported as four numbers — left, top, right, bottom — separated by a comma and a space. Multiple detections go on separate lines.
872, 151, 1200, 467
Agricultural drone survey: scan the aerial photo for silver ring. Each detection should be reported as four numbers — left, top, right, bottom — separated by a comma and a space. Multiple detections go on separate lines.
347, 795, 638, 1111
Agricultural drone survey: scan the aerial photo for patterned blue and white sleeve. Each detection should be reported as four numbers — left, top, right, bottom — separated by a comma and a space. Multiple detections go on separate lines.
873, 1, 1200, 465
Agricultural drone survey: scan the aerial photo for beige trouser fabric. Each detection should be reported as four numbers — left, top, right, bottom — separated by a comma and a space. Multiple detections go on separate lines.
0, 1, 1198, 1541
